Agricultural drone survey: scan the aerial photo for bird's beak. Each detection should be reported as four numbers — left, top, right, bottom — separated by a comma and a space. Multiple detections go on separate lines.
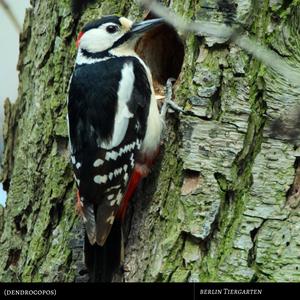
130, 18, 164, 36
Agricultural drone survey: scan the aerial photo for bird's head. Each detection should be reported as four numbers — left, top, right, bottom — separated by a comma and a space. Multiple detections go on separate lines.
76, 15, 163, 53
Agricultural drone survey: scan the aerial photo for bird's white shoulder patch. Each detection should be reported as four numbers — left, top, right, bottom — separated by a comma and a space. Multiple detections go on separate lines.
100, 62, 135, 150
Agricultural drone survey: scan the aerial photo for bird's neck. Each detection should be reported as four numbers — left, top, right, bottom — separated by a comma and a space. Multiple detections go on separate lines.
75, 45, 140, 66
109, 45, 138, 58
75, 48, 114, 65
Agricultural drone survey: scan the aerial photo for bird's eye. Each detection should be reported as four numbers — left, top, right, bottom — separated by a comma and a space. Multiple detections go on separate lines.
106, 25, 119, 34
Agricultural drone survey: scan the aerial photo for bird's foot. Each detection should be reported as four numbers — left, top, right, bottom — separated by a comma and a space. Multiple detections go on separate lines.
160, 78, 185, 122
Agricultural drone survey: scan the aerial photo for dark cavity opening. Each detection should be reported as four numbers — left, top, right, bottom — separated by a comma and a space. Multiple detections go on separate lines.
135, 13, 185, 92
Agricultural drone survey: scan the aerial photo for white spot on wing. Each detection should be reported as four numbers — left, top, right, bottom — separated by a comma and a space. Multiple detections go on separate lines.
105, 150, 119, 161
100, 62, 135, 150
106, 185, 121, 192
130, 153, 135, 168
104, 142, 136, 162
108, 172, 114, 181
107, 194, 114, 200
136, 139, 141, 150
106, 213, 115, 225
94, 175, 108, 184
116, 190, 123, 206
71, 156, 76, 164
93, 158, 104, 167
76, 162, 81, 169
109, 189, 124, 207
124, 172, 129, 182
114, 167, 123, 177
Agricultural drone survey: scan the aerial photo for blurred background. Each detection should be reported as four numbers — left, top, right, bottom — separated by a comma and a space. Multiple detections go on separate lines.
0, 0, 30, 205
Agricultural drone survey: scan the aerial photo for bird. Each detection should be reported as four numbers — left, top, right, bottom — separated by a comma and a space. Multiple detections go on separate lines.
67, 15, 164, 281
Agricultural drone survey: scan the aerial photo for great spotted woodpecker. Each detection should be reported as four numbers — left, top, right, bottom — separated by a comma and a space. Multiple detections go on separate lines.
67, 16, 164, 280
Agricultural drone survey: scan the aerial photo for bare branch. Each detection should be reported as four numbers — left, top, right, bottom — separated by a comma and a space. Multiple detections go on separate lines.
235, 35, 300, 86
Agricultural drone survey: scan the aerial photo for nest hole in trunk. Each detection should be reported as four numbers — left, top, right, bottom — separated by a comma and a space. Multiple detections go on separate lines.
135, 14, 185, 97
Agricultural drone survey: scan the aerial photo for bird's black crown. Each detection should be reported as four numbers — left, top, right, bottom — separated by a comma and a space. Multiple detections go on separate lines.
82, 15, 121, 32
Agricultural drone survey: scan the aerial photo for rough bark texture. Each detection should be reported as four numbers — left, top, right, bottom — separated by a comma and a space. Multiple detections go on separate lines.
0, 0, 300, 282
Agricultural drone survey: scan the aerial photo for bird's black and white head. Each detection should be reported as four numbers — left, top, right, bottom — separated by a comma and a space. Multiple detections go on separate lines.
75, 15, 163, 64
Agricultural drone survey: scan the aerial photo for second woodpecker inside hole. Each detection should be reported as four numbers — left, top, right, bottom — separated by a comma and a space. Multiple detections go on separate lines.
135, 14, 185, 101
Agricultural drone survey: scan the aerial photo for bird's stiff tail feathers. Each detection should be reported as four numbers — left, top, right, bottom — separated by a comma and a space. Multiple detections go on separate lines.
82, 163, 152, 282
84, 218, 123, 282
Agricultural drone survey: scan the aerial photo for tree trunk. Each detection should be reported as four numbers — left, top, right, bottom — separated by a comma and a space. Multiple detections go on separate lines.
0, 0, 299, 282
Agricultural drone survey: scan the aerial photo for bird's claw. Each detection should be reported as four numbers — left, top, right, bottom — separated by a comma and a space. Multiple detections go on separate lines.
160, 78, 185, 121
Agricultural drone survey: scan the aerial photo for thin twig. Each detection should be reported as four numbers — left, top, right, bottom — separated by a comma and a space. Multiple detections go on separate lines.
0, 0, 22, 32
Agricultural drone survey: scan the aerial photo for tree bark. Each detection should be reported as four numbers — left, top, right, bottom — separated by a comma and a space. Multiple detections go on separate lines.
0, 0, 300, 282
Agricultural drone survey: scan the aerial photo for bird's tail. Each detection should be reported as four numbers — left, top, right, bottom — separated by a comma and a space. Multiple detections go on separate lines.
84, 219, 123, 282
